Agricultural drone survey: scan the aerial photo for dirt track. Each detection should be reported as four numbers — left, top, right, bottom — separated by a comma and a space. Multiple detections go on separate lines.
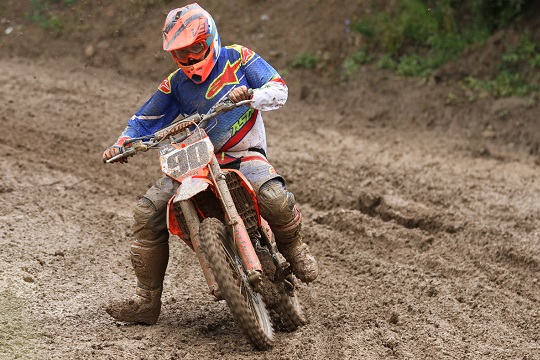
1, 55, 539, 360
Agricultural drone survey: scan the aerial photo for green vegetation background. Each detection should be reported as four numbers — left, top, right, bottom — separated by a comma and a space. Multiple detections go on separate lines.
11, 0, 540, 97
296, 0, 540, 97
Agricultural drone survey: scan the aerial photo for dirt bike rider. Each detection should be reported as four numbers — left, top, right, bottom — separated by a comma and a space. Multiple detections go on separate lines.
102, 3, 318, 325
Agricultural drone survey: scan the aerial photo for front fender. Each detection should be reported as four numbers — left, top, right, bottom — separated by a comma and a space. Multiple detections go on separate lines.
173, 175, 211, 203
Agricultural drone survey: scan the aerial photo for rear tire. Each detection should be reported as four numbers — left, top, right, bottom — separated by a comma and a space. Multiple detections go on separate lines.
200, 217, 274, 350
255, 232, 307, 332
273, 290, 307, 331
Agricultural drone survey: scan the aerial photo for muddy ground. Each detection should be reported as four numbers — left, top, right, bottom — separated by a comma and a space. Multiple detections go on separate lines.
1, 1, 539, 359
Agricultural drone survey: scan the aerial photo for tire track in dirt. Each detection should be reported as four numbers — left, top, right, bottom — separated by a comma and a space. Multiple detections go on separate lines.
1, 57, 539, 359
266, 101, 540, 358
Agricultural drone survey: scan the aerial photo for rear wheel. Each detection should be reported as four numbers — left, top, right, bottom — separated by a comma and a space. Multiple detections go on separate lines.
255, 232, 307, 332
200, 217, 274, 350
275, 292, 307, 331
269, 283, 307, 332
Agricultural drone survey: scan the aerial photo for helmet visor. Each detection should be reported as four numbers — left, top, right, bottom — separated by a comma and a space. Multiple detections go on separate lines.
172, 42, 208, 65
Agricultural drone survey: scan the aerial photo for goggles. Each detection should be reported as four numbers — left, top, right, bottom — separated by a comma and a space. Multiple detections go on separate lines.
172, 42, 208, 64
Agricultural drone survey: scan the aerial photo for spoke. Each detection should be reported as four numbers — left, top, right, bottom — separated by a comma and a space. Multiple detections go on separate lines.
241, 280, 259, 318
220, 242, 246, 295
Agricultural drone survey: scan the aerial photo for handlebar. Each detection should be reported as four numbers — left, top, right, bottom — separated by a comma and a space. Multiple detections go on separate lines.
105, 89, 254, 164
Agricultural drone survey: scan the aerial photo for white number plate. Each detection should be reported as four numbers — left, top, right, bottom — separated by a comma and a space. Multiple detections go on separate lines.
159, 136, 214, 180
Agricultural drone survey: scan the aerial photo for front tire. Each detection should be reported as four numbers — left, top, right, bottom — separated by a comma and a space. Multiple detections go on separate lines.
200, 218, 274, 350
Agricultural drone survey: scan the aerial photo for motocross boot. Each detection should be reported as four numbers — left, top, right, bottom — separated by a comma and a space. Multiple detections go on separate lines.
258, 180, 319, 283
273, 208, 319, 283
106, 241, 168, 325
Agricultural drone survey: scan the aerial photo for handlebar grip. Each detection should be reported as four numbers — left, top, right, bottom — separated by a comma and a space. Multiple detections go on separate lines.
105, 153, 123, 164
105, 148, 136, 163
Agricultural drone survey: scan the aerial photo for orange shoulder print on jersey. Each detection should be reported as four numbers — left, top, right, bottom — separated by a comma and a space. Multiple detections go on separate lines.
205, 58, 242, 99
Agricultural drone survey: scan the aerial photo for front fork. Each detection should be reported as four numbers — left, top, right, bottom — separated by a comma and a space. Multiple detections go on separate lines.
179, 199, 221, 298
181, 155, 263, 298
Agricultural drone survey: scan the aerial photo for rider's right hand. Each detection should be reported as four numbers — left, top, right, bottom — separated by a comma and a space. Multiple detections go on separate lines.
102, 145, 127, 164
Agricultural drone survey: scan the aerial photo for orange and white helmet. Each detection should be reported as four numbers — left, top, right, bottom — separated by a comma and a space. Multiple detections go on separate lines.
162, 3, 221, 84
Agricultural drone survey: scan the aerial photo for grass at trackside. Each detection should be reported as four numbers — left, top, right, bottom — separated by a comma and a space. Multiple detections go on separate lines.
291, 0, 540, 97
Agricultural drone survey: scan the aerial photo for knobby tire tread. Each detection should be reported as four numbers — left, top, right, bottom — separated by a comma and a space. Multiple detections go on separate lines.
272, 292, 307, 331
200, 217, 274, 350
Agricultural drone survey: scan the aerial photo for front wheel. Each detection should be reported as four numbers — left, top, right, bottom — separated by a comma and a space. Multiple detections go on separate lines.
200, 217, 274, 350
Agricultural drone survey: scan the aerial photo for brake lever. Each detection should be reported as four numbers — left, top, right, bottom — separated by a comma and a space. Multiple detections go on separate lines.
236, 99, 254, 107
210, 98, 254, 116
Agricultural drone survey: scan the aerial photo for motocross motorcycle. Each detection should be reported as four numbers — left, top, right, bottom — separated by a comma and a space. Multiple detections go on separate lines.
106, 91, 306, 350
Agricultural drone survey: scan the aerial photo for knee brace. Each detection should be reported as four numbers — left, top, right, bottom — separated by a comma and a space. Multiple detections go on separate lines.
132, 177, 175, 245
258, 179, 303, 245
258, 179, 297, 227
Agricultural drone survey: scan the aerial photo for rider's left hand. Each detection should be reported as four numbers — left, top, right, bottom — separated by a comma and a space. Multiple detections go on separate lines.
228, 86, 252, 103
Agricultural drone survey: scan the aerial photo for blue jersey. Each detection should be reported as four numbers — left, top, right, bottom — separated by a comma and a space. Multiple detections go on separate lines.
118, 45, 286, 153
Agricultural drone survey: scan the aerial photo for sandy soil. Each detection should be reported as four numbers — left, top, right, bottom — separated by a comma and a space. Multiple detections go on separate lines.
1, 1, 540, 359
1, 55, 538, 359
